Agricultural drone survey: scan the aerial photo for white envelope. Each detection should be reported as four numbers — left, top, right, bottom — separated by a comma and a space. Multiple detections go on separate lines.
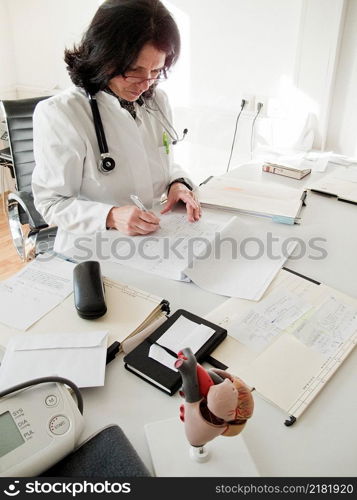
0, 331, 108, 390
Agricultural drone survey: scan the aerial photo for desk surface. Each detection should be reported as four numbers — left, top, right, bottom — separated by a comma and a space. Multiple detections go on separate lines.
77, 163, 357, 477
4, 163, 357, 477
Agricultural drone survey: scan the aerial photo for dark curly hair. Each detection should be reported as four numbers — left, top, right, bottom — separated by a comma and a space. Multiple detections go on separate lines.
64, 0, 180, 95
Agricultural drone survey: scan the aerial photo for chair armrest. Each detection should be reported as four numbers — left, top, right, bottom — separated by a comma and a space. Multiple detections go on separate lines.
8, 191, 48, 230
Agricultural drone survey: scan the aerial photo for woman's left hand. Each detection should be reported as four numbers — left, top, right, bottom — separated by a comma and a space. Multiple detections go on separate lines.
160, 182, 201, 222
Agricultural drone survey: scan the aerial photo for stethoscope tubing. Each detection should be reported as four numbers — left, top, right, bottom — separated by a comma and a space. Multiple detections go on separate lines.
87, 91, 187, 173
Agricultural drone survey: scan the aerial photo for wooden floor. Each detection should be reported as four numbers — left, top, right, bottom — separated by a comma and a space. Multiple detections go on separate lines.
0, 196, 26, 280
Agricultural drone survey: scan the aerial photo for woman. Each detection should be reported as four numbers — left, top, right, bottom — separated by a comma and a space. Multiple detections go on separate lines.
32, 0, 200, 253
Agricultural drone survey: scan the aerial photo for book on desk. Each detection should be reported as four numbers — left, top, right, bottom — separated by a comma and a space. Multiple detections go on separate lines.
262, 162, 311, 180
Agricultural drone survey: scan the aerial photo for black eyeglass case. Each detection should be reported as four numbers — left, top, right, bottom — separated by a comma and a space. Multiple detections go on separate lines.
73, 261, 107, 319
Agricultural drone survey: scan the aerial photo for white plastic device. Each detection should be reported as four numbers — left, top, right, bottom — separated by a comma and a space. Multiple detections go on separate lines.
0, 382, 84, 477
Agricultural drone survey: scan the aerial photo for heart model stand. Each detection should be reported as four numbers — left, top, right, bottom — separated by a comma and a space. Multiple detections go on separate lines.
145, 347, 258, 477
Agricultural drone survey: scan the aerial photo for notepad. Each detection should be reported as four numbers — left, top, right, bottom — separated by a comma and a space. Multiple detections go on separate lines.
124, 309, 227, 395
206, 268, 357, 422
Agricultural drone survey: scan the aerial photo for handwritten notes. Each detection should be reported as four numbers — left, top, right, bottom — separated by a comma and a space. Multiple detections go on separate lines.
293, 296, 357, 357
0, 257, 74, 330
228, 288, 311, 352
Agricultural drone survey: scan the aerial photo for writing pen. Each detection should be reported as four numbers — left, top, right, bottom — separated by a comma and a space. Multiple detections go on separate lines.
130, 194, 148, 212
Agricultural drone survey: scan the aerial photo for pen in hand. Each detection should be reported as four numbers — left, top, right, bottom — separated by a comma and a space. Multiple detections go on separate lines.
130, 194, 149, 212
130, 194, 160, 227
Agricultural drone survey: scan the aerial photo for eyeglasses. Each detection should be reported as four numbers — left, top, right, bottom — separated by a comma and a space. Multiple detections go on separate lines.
122, 72, 167, 85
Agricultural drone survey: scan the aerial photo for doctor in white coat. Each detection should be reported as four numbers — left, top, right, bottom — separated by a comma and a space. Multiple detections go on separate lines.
32, 0, 200, 253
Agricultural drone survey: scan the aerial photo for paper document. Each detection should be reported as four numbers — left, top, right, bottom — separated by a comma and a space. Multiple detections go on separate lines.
292, 296, 357, 357
229, 289, 311, 352
0, 331, 108, 390
0, 257, 74, 331
149, 316, 215, 371
149, 344, 178, 372
206, 269, 357, 419
185, 217, 297, 300
78, 212, 233, 282
157, 316, 214, 353
308, 171, 357, 203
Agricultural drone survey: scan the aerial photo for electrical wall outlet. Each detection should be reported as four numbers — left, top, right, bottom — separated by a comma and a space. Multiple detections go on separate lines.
255, 96, 267, 117
241, 94, 255, 114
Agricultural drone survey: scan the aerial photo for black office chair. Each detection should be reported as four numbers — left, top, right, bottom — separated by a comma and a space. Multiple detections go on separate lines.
1, 97, 57, 261
41, 425, 151, 477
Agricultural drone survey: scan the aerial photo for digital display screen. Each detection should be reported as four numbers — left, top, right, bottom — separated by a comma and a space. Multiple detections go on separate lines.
0, 411, 25, 458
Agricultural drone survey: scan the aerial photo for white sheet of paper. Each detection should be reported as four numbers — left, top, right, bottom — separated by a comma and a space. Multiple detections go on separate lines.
0, 331, 108, 390
185, 218, 297, 300
308, 172, 357, 202
148, 344, 177, 372
303, 151, 332, 172
157, 316, 214, 353
0, 257, 74, 330
333, 167, 357, 182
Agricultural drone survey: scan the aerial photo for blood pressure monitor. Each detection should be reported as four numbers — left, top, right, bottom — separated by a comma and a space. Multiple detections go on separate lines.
0, 380, 84, 477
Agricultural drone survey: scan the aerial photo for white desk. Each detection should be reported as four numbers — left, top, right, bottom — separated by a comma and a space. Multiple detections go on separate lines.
75, 163, 357, 477
5, 163, 356, 477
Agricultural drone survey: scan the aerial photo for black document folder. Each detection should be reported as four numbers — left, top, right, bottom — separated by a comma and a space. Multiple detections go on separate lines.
123, 309, 227, 395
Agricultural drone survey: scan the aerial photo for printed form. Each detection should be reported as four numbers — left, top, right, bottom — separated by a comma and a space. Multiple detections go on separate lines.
0, 257, 74, 330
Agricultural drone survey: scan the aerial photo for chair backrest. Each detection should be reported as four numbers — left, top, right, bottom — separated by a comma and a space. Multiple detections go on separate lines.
0, 96, 50, 192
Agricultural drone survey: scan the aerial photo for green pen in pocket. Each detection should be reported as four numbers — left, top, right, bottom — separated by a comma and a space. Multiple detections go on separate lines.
162, 131, 170, 154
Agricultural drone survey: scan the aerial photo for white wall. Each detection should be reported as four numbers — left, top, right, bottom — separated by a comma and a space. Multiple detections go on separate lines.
0, 0, 354, 183
326, 0, 357, 157
4, 0, 99, 96
0, 0, 16, 98
163, 0, 306, 179
163, 0, 346, 180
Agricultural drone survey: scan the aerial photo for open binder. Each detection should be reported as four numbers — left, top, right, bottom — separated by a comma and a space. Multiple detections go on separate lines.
123, 309, 227, 395
206, 268, 357, 424
199, 175, 306, 224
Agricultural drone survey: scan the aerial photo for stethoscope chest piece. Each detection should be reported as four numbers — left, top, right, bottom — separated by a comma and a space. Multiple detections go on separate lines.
98, 155, 116, 174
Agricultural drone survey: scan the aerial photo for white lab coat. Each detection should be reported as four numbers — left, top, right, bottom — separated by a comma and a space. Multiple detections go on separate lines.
32, 86, 190, 253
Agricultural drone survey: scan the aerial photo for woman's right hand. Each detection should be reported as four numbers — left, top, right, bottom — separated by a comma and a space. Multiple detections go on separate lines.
106, 206, 160, 235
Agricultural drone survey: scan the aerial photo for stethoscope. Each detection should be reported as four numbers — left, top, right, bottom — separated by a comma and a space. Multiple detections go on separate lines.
87, 92, 188, 174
